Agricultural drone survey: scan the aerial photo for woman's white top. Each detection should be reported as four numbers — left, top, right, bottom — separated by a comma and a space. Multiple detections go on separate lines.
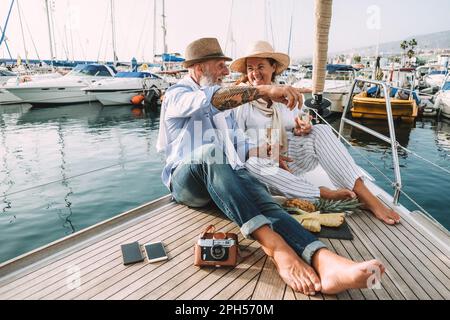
232, 102, 300, 146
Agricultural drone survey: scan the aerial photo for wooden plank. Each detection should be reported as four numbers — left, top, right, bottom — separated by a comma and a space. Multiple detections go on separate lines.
193, 247, 266, 300
349, 214, 431, 300
229, 273, 261, 301
345, 220, 407, 300
398, 217, 450, 266
409, 211, 450, 248
6, 205, 210, 300
283, 286, 296, 300
363, 211, 450, 299
393, 220, 450, 282
213, 258, 265, 300
252, 255, 286, 300
70, 211, 230, 300
0, 195, 173, 280
168, 237, 258, 300
0, 201, 184, 297
179, 243, 263, 300
359, 213, 446, 299
43, 207, 216, 300
388, 207, 449, 259
137, 224, 246, 300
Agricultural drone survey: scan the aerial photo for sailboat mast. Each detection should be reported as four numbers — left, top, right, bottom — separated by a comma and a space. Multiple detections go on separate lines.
162, 0, 167, 53
287, 1, 294, 57
110, 0, 118, 65
44, 0, 55, 61
152, 0, 157, 60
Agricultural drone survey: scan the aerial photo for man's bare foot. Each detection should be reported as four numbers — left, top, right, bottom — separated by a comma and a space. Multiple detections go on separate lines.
313, 249, 385, 295
252, 225, 321, 295
272, 247, 322, 296
320, 187, 356, 201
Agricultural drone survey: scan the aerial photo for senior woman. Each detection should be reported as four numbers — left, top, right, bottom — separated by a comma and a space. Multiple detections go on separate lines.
230, 41, 401, 226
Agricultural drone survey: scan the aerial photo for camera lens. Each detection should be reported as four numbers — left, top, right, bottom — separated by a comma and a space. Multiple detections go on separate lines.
210, 245, 226, 260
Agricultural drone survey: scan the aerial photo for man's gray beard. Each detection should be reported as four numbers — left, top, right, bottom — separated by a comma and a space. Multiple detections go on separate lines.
199, 73, 220, 86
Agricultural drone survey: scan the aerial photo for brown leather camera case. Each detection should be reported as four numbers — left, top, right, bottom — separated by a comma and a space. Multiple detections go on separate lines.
194, 225, 238, 267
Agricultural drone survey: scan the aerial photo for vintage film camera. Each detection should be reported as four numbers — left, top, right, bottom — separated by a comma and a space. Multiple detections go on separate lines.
194, 225, 238, 267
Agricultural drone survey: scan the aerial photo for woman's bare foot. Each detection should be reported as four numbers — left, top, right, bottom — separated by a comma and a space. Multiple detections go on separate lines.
368, 202, 401, 225
312, 248, 385, 295
271, 247, 322, 296
353, 178, 401, 225
320, 187, 356, 201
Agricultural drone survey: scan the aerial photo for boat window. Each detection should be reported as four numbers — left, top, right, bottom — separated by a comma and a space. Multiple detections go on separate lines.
0, 70, 15, 76
429, 70, 447, 75
68, 65, 113, 77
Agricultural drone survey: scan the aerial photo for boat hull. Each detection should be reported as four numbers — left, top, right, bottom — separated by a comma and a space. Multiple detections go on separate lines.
351, 93, 418, 123
90, 90, 144, 106
5, 86, 96, 105
0, 89, 22, 105
437, 94, 450, 119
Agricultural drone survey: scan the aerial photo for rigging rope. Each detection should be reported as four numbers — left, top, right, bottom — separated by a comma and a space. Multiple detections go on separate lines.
1, 156, 158, 199
20, 1, 41, 61
16, 0, 28, 63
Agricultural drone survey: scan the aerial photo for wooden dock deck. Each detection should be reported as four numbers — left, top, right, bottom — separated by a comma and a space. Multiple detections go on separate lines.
0, 195, 449, 300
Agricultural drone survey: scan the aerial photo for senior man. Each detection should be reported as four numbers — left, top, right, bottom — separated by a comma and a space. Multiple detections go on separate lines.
156, 38, 384, 295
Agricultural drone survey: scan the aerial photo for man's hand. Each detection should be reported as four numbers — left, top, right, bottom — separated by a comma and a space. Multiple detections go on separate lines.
258, 86, 312, 110
293, 116, 313, 136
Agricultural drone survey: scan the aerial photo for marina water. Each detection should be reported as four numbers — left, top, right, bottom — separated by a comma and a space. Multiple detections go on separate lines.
0, 103, 449, 263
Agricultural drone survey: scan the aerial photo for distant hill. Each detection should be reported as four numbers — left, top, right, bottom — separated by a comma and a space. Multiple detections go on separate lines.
335, 30, 450, 56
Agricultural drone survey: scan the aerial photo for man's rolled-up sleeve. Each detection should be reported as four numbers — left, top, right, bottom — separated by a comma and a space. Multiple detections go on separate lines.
165, 85, 221, 119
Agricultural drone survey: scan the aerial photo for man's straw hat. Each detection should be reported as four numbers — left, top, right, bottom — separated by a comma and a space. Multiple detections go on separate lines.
183, 38, 232, 68
230, 41, 290, 75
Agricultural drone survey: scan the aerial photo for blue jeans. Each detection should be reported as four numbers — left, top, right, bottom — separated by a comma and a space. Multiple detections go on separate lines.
170, 144, 326, 265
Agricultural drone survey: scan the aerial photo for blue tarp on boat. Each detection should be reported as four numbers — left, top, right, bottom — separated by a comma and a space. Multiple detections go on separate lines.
161, 54, 185, 63
115, 72, 161, 79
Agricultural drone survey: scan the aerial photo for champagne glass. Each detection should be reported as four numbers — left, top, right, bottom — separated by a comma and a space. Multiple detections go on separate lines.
298, 107, 311, 130
265, 123, 276, 166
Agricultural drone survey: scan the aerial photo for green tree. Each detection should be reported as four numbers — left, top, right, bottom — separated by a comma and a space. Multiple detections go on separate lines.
400, 40, 409, 52
353, 55, 361, 63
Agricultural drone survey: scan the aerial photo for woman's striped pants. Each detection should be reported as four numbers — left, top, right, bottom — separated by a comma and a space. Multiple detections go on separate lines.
244, 124, 363, 200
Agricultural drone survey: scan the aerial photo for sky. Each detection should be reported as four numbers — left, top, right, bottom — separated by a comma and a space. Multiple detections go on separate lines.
1, 0, 450, 62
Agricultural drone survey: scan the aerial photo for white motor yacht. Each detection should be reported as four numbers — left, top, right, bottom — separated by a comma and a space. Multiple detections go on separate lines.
293, 65, 357, 113
0, 68, 20, 104
424, 69, 448, 89
82, 71, 169, 106
435, 74, 450, 119
1, 69, 64, 105
4, 64, 116, 106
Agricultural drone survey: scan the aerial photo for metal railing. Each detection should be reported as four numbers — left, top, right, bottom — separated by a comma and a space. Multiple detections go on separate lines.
338, 78, 402, 205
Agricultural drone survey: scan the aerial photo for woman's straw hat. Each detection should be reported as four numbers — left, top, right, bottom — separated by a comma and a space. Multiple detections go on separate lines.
230, 41, 290, 75
183, 38, 232, 68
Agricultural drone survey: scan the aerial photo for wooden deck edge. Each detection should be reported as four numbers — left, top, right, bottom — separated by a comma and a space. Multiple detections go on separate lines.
0, 195, 172, 279
410, 211, 450, 237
